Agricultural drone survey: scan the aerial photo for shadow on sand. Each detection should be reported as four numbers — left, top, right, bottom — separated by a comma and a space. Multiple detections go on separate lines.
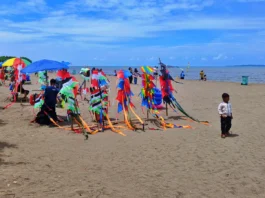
0, 119, 7, 126
0, 141, 18, 166
167, 116, 186, 121
227, 134, 239, 138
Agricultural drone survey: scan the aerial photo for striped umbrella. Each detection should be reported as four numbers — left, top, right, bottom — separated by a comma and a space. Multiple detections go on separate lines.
2, 57, 31, 67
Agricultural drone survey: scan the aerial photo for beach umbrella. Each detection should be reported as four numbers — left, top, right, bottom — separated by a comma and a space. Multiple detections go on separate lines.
21, 59, 70, 74
61, 61, 71, 66
2, 58, 31, 67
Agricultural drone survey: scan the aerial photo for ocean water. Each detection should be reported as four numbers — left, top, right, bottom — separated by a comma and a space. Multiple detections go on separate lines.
69, 66, 265, 84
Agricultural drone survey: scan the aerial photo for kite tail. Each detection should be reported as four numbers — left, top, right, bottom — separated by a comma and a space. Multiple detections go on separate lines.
172, 97, 209, 125
129, 103, 144, 125
3, 92, 17, 109
43, 111, 66, 130
157, 115, 167, 130
122, 98, 134, 130
105, 114, 126, 136
78, 116, 99, 135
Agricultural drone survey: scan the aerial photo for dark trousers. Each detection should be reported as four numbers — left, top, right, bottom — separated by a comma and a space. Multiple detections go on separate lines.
221, 117, 232, 135
41, 106, 58, 121
129, 76, 133, 84
134, 77, 137, 84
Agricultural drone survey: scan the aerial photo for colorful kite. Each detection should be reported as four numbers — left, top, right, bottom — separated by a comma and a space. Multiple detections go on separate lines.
159, 60, 208, 125
89, 68, 125, 136
3, 62, 27, 109
79, 68, 90, 98
116, 70, 144, 130
140, 66, 192, 129
59, 76, 98, 139
80, 68, 90, 81
38, 71, 47, 89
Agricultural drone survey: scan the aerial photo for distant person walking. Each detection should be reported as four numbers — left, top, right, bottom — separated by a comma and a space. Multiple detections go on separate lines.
200, 70, 204, 80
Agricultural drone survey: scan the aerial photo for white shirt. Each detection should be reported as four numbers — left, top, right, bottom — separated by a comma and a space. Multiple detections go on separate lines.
218, 102, 232, 117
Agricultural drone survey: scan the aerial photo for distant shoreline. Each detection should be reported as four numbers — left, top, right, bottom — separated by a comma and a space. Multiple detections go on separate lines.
69, 65, 265, 68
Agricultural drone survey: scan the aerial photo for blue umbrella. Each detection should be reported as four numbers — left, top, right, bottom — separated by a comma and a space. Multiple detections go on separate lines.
0, 62, 3, 68
21, 59, 70, 74
61, 61, 71, 66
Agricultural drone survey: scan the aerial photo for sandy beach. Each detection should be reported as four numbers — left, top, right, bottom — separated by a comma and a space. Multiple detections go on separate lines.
1, 75, 265, 198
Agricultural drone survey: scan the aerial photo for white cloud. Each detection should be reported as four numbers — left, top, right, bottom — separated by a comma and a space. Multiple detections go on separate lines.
0, 0, 264, 45
213, 54, 228, 60
0, 0, 47, 15
201, 57, 208, 61
147, 57, 155, 60
1, 15, 265, 44
237, 0, 265, 2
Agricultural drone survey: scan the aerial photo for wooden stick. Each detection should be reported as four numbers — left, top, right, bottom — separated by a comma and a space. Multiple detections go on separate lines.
166, 103, 168, 116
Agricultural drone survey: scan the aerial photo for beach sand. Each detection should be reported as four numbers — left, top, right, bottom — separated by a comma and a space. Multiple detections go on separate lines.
1, 75, 265, 198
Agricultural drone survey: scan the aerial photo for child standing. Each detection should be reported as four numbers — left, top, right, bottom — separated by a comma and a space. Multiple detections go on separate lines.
218, 93, 233, 138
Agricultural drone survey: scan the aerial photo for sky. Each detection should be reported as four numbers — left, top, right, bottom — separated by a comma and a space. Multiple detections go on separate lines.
0, 0, 265, 66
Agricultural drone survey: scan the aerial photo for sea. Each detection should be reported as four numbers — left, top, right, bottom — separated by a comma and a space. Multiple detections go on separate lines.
69, 66, 265, 84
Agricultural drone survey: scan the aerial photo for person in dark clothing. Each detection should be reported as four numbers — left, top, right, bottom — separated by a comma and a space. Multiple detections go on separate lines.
133, 68, 140, 84
39, 79, 59, 124
129, 67, 133, 84
180, 71, 185, 80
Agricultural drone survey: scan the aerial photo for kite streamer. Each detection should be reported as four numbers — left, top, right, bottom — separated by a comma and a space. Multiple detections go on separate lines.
60, 77, 93, 139
88, 68, 125, 135
159, 60, 208, 125
116, 70, 144, 130
89, 69, 109, 123
140, 66, 192, 129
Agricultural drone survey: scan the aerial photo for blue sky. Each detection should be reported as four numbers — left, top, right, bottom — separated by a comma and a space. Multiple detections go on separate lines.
0, 0, 265, 66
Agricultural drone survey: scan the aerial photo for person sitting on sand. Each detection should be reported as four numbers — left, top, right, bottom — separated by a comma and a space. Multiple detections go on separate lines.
42, 79, 59, 121
9, 76, 16, 91
17, 80, 29, 99
204, 75, 207, 81
218, 93, 233, 138
114, 70, 117, 76
180, 71, 185, 80
200, 70, 204, 80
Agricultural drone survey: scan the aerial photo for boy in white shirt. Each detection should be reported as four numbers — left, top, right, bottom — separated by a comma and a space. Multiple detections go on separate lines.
218, 93, 233, 138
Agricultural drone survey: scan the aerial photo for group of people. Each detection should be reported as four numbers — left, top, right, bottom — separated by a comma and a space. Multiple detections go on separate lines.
114, 67, 141, 84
